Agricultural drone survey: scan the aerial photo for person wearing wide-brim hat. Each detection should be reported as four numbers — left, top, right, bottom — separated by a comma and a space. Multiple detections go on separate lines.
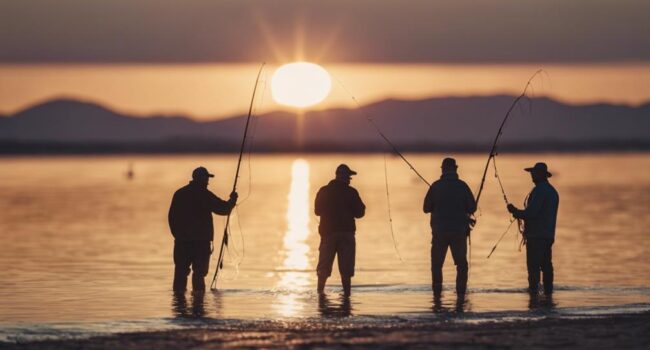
314, 164, 366, 296
507, 162, 560, 295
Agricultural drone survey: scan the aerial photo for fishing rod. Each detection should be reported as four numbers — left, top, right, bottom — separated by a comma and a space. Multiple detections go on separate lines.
210, 62, 266, 290
476, 70, 545, 258
474, 69, 543, 207
332, 74, 426, 263
332, 75, 430, 187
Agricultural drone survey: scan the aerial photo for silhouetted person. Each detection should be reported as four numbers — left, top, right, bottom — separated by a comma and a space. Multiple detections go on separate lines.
315, 164, 366, 296
423, 158, 476, 297
507, 162, 559, 295
168, 166, 237, 293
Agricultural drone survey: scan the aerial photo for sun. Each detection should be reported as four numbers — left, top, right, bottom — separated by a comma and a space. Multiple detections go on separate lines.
271, 62, 332, 108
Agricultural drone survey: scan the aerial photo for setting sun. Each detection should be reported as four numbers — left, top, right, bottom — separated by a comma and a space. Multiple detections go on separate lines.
271, 62, 332, 108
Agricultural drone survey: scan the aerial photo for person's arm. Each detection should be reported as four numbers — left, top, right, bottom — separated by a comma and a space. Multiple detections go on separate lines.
353, 189, 366, 218
465, 183, 477, 215
314, 188, 324, 217
168, 193, 178, 238
423, 185, 434, 213
208, 191, 237, 215
509, 188, 544, 219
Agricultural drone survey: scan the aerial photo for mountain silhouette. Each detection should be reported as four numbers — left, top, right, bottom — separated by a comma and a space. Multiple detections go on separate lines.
1, 96, 648, 152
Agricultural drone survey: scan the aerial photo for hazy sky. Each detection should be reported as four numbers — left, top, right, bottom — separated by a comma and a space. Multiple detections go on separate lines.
2, 0, 649, 63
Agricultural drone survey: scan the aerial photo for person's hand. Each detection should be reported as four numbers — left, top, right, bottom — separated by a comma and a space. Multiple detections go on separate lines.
507, 203, 516, 213
229, 191, 238, 203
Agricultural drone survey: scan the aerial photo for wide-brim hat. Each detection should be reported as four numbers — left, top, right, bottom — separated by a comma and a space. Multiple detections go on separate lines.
525, 162, 552, 177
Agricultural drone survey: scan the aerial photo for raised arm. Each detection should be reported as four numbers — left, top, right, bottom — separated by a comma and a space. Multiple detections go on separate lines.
208, 191, 236, 215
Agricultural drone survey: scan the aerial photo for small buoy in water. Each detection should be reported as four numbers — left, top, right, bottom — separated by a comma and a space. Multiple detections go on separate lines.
126, 162, 134, 180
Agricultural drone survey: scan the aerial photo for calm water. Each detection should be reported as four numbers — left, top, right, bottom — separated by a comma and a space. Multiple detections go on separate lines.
1, 153, 649, 341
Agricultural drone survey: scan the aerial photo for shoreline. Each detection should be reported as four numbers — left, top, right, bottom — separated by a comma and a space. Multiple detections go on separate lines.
4, 311, 649, 349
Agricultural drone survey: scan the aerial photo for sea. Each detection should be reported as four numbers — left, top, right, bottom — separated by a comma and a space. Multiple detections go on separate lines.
0, 153, 649, 342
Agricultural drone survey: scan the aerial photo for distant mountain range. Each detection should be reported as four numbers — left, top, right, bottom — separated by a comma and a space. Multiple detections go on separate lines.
1, 96, 649, 153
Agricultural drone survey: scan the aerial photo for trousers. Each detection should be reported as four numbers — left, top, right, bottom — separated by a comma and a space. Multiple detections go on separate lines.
431, 231, 468, 295
526, 238, 554, 294
316, 232, 356, 278
173, 240, 211, 292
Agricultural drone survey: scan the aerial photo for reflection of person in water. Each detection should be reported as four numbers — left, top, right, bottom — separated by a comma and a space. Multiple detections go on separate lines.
172, 291, 206, 318
318, 293, 352, 317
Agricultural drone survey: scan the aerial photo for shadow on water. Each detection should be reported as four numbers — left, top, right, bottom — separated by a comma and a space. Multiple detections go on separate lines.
318, 293, 353, 318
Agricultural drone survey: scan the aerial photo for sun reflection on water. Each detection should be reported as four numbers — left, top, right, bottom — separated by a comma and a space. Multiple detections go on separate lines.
274, 159, 312, 317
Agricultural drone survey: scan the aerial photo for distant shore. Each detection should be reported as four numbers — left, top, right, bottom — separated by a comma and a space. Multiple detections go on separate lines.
1, 140, 650, 155
4, 312, 649, 349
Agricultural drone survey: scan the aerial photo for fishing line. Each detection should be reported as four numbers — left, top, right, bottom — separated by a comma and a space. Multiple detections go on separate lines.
331, 72, 424, 262
383, 153, 404, 262
331, 73, 430, 186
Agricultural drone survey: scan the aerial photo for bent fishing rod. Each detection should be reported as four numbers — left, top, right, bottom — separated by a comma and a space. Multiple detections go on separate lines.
333, 76, 430, 186
210, 62, 266, 290
475, 70, 545, 258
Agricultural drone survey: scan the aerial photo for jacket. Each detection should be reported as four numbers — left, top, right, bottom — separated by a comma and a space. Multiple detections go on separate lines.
168, 181, 235, 241
423, 172, 477, 234
315, 179, 366, 235
512, 180, 559, 239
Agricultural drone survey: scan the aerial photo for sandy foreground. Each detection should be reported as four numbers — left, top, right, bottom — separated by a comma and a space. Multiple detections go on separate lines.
2, 312, 649, 350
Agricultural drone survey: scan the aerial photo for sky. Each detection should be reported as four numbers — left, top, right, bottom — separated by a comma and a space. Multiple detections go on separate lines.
1, 0, 649, 63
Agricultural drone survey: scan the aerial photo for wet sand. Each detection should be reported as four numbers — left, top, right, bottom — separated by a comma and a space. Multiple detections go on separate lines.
3, 312, 649, 349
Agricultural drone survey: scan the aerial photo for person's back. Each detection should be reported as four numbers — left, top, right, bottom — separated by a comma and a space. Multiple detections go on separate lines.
520, 181, 559, 240
169, 181, 234, 242
315, 180, 365, 235
314, 164, 365, 296
424, 173, 476, 234
423, 157, 476, 297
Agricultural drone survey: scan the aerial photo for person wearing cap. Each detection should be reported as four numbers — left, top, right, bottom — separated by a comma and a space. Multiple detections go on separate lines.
314, 164, 366, 296
507, 162, 559, 295
423, 157, 476, 297
168, 166, 238, 293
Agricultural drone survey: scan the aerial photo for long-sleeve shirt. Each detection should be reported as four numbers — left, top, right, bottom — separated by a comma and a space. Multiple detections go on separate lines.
168, 181, 235, 241
512, 181, 559, 240
315, 179, 365, 235
423, 173, 477, 235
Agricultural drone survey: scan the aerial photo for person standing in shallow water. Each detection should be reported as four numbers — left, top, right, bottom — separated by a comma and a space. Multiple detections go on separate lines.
315, 164, 366, 296
423, 157, 476, 297
507, 162, 559, 295
168, 166, 237, 293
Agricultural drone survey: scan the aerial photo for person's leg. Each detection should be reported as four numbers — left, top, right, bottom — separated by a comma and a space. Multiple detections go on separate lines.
526, 239, 543, 294
541, 240, 554, 294
431, 232, 449, 296
449, 233, 468, 295
316, 235, 337, 293
173, 242, 192, 292
337, 233, 356, 296
191, 241, 212, 292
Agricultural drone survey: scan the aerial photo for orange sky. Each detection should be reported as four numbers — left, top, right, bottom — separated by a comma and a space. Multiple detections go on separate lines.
1, 63, 649, 119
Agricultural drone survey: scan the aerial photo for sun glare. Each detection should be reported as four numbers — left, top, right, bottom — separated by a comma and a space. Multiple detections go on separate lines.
271, 62, 332, 108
